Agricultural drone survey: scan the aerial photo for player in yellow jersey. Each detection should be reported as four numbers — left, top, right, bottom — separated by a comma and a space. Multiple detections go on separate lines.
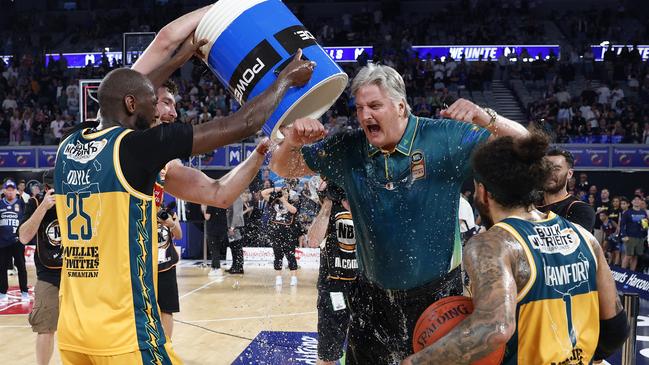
402, 132, 629, 365
54, 30, 314, 365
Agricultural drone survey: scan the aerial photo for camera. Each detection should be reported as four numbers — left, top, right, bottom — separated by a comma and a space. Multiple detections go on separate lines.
158, 209, 171, 221
324, 183, 346, 203
157, 201, 177, 221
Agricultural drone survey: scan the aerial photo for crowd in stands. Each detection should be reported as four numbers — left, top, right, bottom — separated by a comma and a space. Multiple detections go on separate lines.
2, 1, 649, 145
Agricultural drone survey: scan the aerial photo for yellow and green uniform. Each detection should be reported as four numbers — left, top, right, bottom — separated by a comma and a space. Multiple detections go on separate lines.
54, 123, 193, 362
495, 212, 600, 364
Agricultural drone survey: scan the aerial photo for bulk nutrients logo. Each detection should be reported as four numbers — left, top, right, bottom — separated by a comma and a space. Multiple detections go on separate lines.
228, 40, 281, 105
63, 139, 108, 164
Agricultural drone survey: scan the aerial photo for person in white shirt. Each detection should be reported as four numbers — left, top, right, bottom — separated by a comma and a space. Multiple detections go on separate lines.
458, 195, 477, 242
554, 88, 571, 104
49, 117, 65, 142
611, 84, 624, 109
16, 180, 30, 203
596, 84, 611, 105
2, 94, 17, 111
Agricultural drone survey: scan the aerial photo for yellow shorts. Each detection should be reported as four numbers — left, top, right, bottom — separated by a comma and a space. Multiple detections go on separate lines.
60, 341, 182, 365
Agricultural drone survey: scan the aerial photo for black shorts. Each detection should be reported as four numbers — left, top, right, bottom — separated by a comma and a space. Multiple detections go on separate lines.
158, 266, 180, 314
317, 288, 352, 361
346, 268, 463, 365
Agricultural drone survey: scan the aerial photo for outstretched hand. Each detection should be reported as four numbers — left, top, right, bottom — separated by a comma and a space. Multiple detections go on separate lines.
277, 49, 316, 88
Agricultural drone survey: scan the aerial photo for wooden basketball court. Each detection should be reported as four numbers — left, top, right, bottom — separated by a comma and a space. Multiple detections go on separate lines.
0, 261, 320, 364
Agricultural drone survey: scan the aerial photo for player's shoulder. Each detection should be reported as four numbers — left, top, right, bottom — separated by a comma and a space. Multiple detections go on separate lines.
464, 226, 514, 259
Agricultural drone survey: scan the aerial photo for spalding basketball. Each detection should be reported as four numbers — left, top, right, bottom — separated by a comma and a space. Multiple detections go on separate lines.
412, 296, 505, 365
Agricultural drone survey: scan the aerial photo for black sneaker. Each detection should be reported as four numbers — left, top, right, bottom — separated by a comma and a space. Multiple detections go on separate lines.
226, 268, 244, 274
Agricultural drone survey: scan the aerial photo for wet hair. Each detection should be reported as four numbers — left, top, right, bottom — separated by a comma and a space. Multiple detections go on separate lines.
351, 63, 411, 114
546, 147, 575, 168
472, 132, 552, 208
161, 79, 178, 96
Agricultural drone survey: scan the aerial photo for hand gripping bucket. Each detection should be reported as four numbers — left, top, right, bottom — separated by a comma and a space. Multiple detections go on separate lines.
195, 0, 348, 140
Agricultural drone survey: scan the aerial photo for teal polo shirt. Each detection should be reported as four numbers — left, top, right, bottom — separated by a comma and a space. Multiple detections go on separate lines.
302, 114, 490, 290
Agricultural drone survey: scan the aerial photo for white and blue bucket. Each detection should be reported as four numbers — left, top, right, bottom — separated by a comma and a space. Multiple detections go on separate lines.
195, 0, 348, 140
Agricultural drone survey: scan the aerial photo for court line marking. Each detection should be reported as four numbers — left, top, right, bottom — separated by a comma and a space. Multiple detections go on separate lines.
0, 324, 30, 328
179, 278, 223, 300
180, 310, 317, 324
0, 302, 31, 313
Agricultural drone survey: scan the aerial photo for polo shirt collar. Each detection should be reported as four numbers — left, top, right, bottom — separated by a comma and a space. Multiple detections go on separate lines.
367, 114, 419, 157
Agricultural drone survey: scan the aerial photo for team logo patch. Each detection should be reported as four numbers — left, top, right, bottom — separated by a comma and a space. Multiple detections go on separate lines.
527, 224, 580, 255
63, 139, 108, 164
46, 219, 61, 247
14, 205, 20, 212
411, 151, 426, 181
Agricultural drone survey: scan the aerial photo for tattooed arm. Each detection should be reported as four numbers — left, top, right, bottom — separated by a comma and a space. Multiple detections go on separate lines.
402, 227, 519, 365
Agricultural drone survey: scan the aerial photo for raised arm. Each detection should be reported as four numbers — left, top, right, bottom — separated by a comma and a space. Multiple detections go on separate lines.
306, 198, 332, 248
164, 140, 271, 208
440, 99, 529, 141
144, 35, 207, 90
191, 50, 315, 155
18, 191, 55, 244
269, 118, 325, 177
132, 5, 211, 76
403, 228, 517, 365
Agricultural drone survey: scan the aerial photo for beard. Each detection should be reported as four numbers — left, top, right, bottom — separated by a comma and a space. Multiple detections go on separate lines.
134, 114, 152, 131
474, 194, 495, 230
544, 171, 568, 194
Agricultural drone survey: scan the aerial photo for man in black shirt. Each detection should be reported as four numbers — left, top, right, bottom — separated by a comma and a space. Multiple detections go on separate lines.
307, 181, 356, 365
262, 180, 303, 287
204, 205, 229, 277
537, 148, 595, 231
593, 188, 613, 243
18, 172, 59, 365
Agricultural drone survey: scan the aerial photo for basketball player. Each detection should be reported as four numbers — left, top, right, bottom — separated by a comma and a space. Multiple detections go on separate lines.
306, 180, 356, 365
18, 172, 59, 365
401, 133, 628, 364
270, 63, 528, 363
148, 79, 274, 338
537, 148, 596, 231
54, 50, 314, 364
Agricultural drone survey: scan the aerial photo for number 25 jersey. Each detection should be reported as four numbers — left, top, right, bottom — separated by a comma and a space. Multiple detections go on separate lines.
55, 126, 165, 355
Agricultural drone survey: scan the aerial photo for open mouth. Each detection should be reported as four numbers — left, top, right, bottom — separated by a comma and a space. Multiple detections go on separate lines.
367, 124, 381, 134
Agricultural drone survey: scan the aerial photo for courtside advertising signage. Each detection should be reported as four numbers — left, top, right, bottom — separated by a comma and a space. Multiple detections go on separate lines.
412, 45, 560, 61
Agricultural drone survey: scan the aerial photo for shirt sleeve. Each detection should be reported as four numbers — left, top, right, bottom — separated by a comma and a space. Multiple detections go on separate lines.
567, 201, 596, 232
444, 120, 491, 180
119, 123, 193, 195
301, 131, 357, 187
18, 198, 37, 228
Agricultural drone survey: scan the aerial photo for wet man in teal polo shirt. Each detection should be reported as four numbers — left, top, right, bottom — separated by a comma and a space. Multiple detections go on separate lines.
270, 64, 529, 364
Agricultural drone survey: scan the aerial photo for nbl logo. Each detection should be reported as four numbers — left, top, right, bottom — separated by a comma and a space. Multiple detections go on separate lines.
46, 219, 61, 247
